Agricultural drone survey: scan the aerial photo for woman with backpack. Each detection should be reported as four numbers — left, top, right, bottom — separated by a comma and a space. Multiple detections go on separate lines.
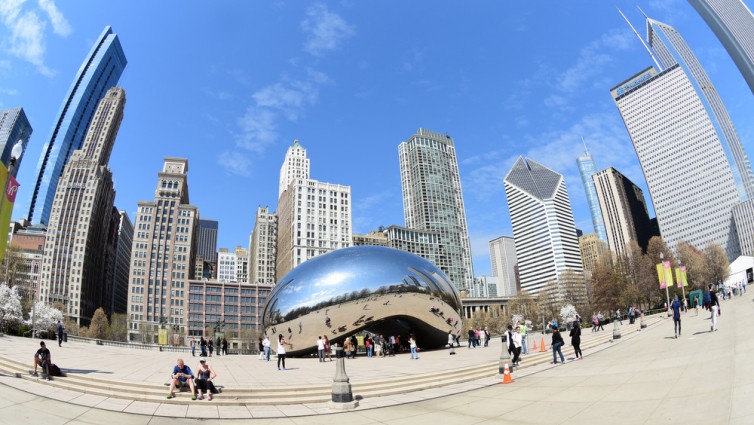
569, 321, 582, 360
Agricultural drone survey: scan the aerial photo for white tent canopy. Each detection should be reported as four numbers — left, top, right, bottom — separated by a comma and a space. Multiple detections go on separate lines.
723, 256, 754, 288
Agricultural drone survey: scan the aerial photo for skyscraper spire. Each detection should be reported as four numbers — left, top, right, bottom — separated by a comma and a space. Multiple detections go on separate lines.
615, 6, 663, 71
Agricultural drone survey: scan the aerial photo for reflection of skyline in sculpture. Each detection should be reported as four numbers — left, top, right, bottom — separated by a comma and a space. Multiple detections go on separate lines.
262, 246, 463, 356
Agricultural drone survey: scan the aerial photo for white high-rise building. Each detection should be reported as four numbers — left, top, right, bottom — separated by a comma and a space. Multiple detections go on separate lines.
688, 0, 754, 96
489, 236, 518, 297
647, 17, 754, 200
612, 65, 741, 259
276, 140, 352, 279
504, 157, 583, 295
217, 248, 237, 283
398, 128, 474, 291
249, 206, 277, 284
278, 140, 309, 198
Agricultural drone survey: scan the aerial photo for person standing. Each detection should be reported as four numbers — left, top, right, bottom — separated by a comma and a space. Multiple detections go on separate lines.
200, 337, 207, 357
551, 326, 565, 364
208, 339, 214, 357
277, 334, 288, 370
57, 321, 64, 347
409, 335, 419, 359
671, 295, 683, 338
615, 309, 623, 325
519, 322, 528, 354
628, 306, 635, 325
448, 330, 455, 355
709, 284, 720, 332
324, 335, 332, 361
258, 338, 265, 360
191, 339, 196, 357
478, 327, 486, 348
263, 335, 271, 361
484, 327, 490, 347
316, 336, 325, 362
569, 321, 582, 360
511, 325, 522, 367
467, 328, 475, 348
222, 338, 228, 355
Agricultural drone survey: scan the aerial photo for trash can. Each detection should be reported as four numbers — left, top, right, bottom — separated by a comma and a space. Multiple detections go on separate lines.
63, 332, 68, 343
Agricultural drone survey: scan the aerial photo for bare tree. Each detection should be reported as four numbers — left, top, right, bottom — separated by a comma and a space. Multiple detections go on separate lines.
109, 313, 128, 342
705, 243, 729, 287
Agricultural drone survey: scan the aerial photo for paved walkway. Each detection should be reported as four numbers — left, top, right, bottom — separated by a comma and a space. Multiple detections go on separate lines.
1, 294, 750, 424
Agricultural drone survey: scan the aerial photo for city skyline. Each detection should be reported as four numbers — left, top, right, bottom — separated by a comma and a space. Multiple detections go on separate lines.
3, 2, 754, 276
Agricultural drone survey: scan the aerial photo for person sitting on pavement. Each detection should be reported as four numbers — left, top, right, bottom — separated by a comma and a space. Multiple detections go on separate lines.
32, 341, 52, 380
194, 358, 217, 400
167, 358, 196, 400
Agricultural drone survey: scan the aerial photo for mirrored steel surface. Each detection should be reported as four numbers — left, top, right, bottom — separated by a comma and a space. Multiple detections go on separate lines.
262, 246, 463, 356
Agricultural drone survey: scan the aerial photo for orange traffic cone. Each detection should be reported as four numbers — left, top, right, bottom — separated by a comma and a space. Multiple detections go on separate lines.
539, 337, 547, 352
532, 339, 538, 351
500, 361, 513, 384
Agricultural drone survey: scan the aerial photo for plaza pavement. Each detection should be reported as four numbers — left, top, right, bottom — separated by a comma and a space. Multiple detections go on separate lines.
0, 294, 749, 424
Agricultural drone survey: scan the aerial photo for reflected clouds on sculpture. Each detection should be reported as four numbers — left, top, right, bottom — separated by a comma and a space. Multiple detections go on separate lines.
262, 246, 463, 355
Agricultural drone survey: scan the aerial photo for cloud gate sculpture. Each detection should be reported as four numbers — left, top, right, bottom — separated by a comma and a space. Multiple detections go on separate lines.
262, 246, 463, 356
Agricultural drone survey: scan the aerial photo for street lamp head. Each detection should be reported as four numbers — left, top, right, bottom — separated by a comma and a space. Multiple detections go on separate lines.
659, 252, 664, 260
11, 140, 24, 161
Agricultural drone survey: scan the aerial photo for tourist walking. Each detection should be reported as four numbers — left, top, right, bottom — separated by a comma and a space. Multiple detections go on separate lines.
615, 309, 623, 325
551, 325, 565, 364
709, 284, 720, 332
519, 322, 528, 354
671, 295, 683, 338
596, 312, 605, 331
277, 334, 288, 370
57, 321, 64, 347
628, 306, 635, 325
317, 336, 325, 362
569, 320, 582, 360
591, 313, 598, 332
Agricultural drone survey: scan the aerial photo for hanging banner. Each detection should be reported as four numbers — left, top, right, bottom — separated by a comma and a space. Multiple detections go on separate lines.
0, 163, 19, 261
657, 263, 666, 289
675, 268, 683, 288
681, 266, 688, 287
663, 261, 674, 288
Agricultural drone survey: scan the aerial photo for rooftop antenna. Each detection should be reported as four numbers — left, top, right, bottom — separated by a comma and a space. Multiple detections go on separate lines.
581, 136, 590, 156
615, 5, 663, 71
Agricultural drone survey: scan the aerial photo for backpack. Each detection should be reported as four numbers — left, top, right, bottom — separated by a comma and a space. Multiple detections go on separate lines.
703, 290, 711, 307
49, 364, 62, 377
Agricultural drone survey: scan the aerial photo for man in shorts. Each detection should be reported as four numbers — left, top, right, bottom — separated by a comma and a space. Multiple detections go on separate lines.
31, 341, 52, 380
167, 358, 196, 400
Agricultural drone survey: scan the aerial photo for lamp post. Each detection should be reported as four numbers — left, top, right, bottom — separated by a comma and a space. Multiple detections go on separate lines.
660, 252, 670, 316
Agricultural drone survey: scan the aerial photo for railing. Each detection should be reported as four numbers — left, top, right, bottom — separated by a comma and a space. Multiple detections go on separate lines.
64, 334, 260, 355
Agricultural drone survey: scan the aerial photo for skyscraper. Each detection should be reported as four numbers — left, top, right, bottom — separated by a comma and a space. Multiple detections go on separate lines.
688, 0, 754, 95
0, 108, 32, 175
504, 157, 584, 295
278, 140, 309, 198
249, 206, 277, 284
576, 147, 607, 242
39, 87, 126, 325
398, 128, 474, 291
108, 210, 133, 315
196, 219, 218, 263
23, 26, 127, 225
276, 140, 352, 278
592, 167, 655, 255
489, 236, 518, 297
612, 65, 741, 258
647, 17, 754, 200
126, 158, 198, 343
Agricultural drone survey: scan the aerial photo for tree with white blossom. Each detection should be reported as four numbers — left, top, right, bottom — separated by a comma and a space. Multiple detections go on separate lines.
560, 304, 579, 325
28, 301, 63, 334
0, 284, 23, 332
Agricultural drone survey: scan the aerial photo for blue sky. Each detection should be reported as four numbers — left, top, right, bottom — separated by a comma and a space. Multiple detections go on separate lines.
2, 0, 753, 276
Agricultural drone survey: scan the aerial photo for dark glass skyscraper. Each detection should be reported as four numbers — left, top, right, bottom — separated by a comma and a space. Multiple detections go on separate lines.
22, 26, 127, 225
0, 108, 32, 175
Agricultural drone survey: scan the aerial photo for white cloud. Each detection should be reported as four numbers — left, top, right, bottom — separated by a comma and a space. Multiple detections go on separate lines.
0, 87, 19, 95
236, 107, 278, 153
0, 0, 70, 76
301, 3, 354, 56
37, 0, 70, 36
217, 150, 252, 177
556, 29, 634, 94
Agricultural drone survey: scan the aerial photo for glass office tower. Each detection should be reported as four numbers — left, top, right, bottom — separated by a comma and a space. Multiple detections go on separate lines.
23, 26, 127, 225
